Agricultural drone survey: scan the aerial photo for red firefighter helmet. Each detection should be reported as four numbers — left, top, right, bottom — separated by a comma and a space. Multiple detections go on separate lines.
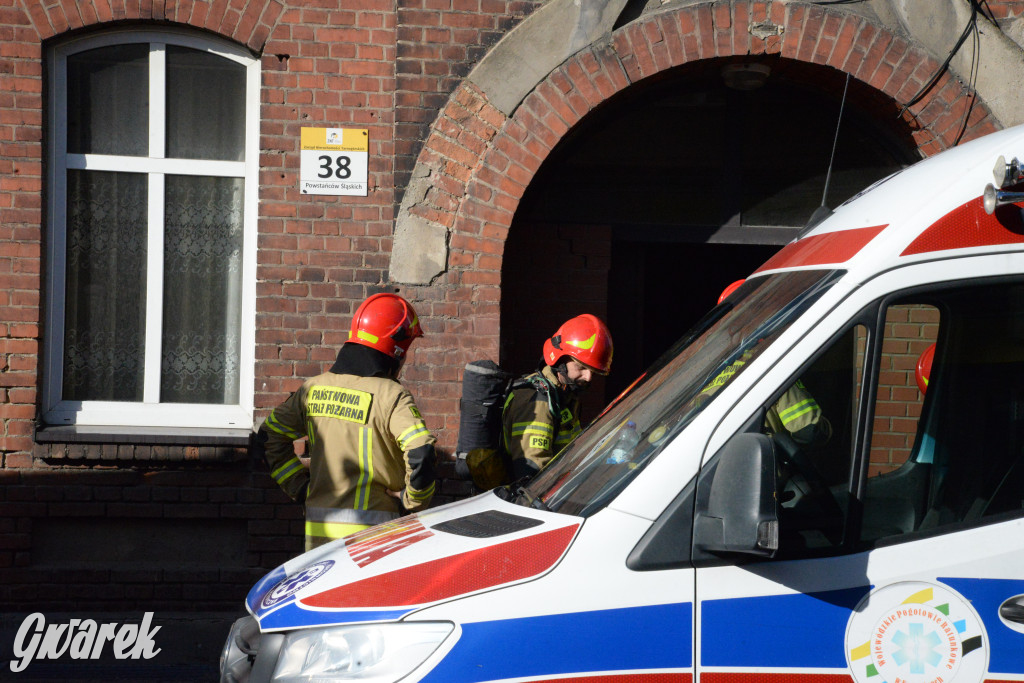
542, 314, 613, 375
347, 293, 423, 359
915, 343, 935, 394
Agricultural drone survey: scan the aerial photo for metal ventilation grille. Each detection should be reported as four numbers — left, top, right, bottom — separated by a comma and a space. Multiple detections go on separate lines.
431, 510, 543, 538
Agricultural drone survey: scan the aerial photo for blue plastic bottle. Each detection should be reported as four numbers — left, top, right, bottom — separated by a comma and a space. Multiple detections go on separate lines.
606, 420, 639, 464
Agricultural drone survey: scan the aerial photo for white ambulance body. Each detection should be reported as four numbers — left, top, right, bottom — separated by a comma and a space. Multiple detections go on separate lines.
222, 125, 1024, 683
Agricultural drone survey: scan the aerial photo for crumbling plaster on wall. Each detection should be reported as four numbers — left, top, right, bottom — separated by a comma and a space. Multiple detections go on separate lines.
881, 0, 1024, 128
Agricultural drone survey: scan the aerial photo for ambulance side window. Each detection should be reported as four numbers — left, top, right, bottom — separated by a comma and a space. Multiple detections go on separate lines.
861, 281, 1024, 544
770, 324, 865, 558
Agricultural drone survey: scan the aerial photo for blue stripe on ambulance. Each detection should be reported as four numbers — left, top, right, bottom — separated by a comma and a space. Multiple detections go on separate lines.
701, 586, 870, 668
940, 576, 1024, 673
419, 602, 692, 683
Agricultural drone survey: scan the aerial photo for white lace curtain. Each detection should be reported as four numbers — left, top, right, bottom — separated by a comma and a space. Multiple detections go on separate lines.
161, 175, 243, 404
63, 170, 148, 401
63, 172, 243, 405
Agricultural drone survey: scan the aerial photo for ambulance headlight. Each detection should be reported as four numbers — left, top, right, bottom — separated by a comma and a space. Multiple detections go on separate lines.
271, 622, 453, 682
220, 615, 260, 682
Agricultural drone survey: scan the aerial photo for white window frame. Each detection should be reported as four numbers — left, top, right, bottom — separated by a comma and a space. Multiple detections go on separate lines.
44, 29, 259, 430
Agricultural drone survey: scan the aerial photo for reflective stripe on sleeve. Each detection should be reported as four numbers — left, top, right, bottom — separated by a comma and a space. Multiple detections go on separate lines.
271, 457, 304, 485
265, 410, 302, 440
405, 481, 435, 502
555, 423, 581, 447
778, 397, 819, 426
398, 422, 430, 450
510, 421, 554, 438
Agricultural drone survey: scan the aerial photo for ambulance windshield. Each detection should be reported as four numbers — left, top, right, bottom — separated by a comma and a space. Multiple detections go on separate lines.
519, 268, 842, 517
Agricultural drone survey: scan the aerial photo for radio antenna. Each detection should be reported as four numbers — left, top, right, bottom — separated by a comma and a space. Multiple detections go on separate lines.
803, 71, 851, 232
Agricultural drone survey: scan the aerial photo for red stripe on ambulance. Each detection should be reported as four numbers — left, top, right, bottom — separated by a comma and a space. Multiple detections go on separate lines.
699, 676, 850, 682
753, 224, 887, 274
303, 523, 579, 609
902, 195, 1024, 256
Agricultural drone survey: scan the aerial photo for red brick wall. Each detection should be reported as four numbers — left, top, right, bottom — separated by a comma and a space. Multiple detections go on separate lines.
869, 305, 939, 476
255, 0, 400, 414
0, 6, 44, 469
0, 0, 419, 614
395, 0, 542, 198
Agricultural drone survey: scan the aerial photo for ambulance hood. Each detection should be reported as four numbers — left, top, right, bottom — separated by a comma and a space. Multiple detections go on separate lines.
247, 492, 580, 632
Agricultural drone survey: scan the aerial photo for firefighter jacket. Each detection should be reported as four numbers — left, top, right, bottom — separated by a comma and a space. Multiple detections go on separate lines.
765, 379, 832, 445
502, 365, 582, 480
260, 348, 436, 550
699, 351, 830, 444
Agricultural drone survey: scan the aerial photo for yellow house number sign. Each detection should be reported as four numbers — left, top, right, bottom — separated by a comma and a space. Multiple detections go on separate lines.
300, 128, 368, 196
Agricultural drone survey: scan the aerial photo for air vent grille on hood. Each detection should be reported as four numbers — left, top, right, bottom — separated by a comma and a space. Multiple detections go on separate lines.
431, 510, 543, 538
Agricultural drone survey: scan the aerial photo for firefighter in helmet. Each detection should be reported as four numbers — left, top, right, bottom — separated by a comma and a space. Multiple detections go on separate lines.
703, 279, 832, 446
253, 293, 437, 551
500, 314, 614, 483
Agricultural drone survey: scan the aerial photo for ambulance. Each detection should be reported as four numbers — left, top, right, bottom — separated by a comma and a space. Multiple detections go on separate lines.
221, 124, 1024, 683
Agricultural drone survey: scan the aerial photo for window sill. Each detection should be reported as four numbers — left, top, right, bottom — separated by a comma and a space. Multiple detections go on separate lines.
35, 424, 250, 447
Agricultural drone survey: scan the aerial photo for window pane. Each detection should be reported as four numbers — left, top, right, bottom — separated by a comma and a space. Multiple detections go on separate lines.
869, 304, 938, 474
67, 44, 149, 156
166, 46, 246, 161
862, 284, 1024, 544
63, 170, 148, 400
161, 175, 244, 404
860, 303, 939, 543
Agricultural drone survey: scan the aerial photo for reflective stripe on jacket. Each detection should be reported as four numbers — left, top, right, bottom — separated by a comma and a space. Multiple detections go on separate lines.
303, 507, 399, 548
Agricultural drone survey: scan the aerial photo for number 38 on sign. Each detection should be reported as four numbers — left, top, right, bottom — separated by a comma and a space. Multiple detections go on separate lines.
300, 127, 369, 196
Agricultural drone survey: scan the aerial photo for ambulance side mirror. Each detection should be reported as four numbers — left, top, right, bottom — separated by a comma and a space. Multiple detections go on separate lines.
693, 432, 779, 558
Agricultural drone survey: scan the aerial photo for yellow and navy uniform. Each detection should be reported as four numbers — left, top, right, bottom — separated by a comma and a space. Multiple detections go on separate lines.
502, 365, 581, 480
765, 379, 831, 445
700, 350, 830, 444
260, 356, 436, 551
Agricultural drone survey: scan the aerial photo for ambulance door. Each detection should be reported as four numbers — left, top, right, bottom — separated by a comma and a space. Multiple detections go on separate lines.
693, 273, 1024, 682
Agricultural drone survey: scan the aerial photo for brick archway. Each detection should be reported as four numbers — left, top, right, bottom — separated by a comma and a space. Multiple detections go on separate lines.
399, 3, 998, 283
400, 1, 999, 448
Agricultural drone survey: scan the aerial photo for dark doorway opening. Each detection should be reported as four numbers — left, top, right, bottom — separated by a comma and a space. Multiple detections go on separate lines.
606, 240, 779, 399
502, 57, 919, 418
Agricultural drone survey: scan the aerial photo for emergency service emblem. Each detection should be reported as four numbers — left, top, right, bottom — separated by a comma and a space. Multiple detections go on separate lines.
260, 560, 335, 610
307, 386, 372, 424
846, 581, 987, 683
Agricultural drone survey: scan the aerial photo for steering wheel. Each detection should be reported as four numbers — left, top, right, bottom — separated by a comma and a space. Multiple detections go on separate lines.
772, 431, 844, 542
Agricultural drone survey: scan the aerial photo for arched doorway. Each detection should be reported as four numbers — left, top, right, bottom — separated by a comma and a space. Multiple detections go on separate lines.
501, 57, 920, 414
